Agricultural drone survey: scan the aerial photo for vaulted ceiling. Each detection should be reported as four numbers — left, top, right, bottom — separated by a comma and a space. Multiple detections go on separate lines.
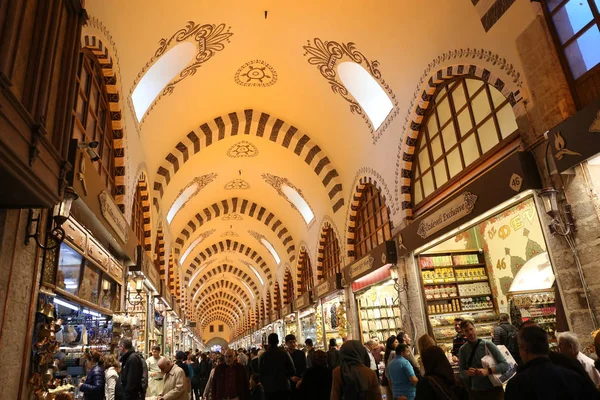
85, 0, 536, 337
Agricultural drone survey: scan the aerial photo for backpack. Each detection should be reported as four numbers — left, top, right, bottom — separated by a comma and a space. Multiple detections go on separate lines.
136, 352, 149, 391
500, 324, 520, 362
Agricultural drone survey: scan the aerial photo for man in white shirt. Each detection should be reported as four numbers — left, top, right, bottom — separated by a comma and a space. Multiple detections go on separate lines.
146, 345, 165, 397
558, 331, 600, 387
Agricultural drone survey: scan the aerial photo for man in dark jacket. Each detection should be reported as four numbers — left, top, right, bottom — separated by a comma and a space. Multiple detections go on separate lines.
249, 348, 260, 375
259, 333, 296, 400
493, 313, 521, 364
211, 349, 250, 400
326, 338, 340, 370
505, 326, 600, 400
285, 334, 306, 400
119, 338, 145, 400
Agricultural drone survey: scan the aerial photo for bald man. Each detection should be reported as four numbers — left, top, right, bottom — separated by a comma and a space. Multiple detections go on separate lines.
212, 349, 250, 400
157, 358, 187, 400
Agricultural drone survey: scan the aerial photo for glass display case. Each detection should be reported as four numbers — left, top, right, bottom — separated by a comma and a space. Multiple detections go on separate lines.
299, 311, 316, 344
356, 281, 403, 342
56, 243, 83, 296
322, 293, 346, 346
284, 313, 297, 337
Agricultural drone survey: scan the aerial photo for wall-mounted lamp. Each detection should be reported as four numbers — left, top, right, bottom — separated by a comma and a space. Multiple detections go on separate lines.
389, 263, 408, 293
127, 276, 145, 307
25, 187, 78, 250
538, 187, 575, 236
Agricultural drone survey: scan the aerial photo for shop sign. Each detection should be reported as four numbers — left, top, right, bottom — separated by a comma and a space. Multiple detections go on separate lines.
280, 304, 293, 316
417, 192, 478, 239
548, 98, 600, 173
349, 255, 374, 280
294, 292, 312, 310
270, 310, 279, 321
342, 238, 397, 285
98, 190, 129, 243
314, 273, 342, 299
395, 151, 541, 258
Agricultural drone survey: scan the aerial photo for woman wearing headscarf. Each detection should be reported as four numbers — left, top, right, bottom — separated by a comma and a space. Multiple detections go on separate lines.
415, 346, 467, 400
330, 340, 380, 400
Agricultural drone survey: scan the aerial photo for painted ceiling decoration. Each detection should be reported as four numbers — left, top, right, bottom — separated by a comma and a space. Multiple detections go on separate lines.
227, 141, 259, 158
247, 230, 282, 265
234, 60, 278, 87
262, 173, 315, 225
151, 110, 344, 214
303, 38, 399, 143
224, 178, 250, 190
222, 213, 243, 221
128, 21, 233, 125
221, 230, 240, 237
174, 197, 296, 263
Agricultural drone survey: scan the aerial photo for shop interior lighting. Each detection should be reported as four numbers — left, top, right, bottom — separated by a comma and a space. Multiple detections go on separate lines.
25, 187, 79, 251
260, 237, 281, 264
413, 190, 535, 255
249, 265, 264, 285
509, 252, 555, 292
53, 298, 79, 311
82, 309, 102, 317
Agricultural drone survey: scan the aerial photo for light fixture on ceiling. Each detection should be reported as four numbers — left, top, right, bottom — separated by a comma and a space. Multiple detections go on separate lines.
25, 187, 79, 250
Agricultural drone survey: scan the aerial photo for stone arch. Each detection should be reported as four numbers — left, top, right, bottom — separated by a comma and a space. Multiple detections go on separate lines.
295, 247, 313, 294
201, 312, 236, 329
175, 198, 296, 262
199, 298, 244, 320
200, 306, 238, 325
80, 33, 127, 213
346, 177, 393, 262
188, 264, 261, 299
283, 268, 294, 304
397, 64, 521, 221
191, 292, 245, 318
184, 240, 273, 286
133, 171, 153, 251
154, 223, 165, 281
274, 281, 282, 311
152, 110, 345, 214
316, 217, 343, 282
192, 280, 252, 310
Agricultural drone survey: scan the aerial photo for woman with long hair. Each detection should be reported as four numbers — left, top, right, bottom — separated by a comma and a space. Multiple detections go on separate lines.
103, 354, 122, 400
417, 334, 437, 375
330, 340, 380, 400
382, 335, 399, 398
78, 350, 105, 400
415, 346, 467, 400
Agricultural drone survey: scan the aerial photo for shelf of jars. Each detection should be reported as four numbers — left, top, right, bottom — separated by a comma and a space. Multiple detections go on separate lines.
419, 250, 499, 344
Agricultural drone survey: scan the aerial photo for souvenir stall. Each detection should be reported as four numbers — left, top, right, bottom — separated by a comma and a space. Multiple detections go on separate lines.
343, 240, 400, 342
314, 273, 345, 348
281, 304, 297, 338
392, 152, 563, 358
294, 292, 316, 345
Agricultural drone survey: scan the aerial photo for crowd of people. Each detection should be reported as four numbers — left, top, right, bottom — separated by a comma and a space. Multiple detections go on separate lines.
74, 321, 600, 400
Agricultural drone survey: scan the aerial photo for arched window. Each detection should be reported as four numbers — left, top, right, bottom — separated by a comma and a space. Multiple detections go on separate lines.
322, 227, 342, 280
412, 77, 518, 206
354, 184, 392, 259
299, 252, 314, 295
544, 0, 600, 106
72, 49, 116, 194
285, 271, 294, 305
131, 182, 145, 246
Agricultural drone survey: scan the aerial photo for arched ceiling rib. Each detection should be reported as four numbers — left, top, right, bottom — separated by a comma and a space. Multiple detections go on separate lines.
188, 263, 261, 299
191, 277, 253, 307
192, 292, 246, 318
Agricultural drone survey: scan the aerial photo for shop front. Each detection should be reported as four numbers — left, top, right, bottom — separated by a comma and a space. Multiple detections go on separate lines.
281, 304, 296, 338
395, 151, 561, 354
294, 291, 316, 345
271, 310, 284, 343
343, 240, 400, 343
314, 273, 345, 348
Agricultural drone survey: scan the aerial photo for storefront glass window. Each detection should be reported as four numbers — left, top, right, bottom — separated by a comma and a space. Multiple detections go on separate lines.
80, 261, 100, 305
56, 243, 84, 296
412, 77, 517, 206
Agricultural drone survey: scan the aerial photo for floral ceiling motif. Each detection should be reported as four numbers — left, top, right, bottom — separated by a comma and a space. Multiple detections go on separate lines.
224, 179, 250, 190
222, 213, 244, 221
128, 21, 233, 125
221, 230, 240, 237
226, 141, 259, 158
234, 60, 277, 87
303, 38, 399, 143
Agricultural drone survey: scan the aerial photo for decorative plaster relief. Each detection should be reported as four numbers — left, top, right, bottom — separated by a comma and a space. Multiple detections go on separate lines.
224, 179, 250, 190
235, 60, 277, 87
221, 231, 240, 237
128, 21, 233, 125
303, 38, 399, 143
222, 213, 244, 221
226, 141, 259, 158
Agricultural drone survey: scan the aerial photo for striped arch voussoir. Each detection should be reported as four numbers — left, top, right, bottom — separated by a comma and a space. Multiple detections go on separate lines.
316, 220, 341, 282
398, 65, 519, 222
152, 110, 345, 214
193, 280, 251, 310
175, 198, 296, 263
189, 264, 260, 299
201, 312, 236, 329
296, 248, 309, 293
138, 179, 152, 251
192, 292, 245, 318
184, 240, 272, 286
155, 228, 166, 281
198, 299, 243, 320
283, 268, 293, 304
346, 178, 393, 262
81, 35, 126, 213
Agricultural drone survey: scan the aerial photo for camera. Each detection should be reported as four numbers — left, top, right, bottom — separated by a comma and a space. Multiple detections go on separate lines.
78, 141, 100, 162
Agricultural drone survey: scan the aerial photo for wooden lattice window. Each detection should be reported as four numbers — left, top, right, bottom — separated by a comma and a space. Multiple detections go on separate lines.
412, 77, 517, 206
543, 0, 600, 107
299, 253, 314, 295
322, 227, 342, 280
354, 184, 392, 259
131, 183, 145, 246
71, 49, 116, 195
285, 272, 294, 304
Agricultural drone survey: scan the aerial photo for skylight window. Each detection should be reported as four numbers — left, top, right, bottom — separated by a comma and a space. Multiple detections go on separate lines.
168, 181, 199, 223
249, 265, 265, 285
189, 264, 209, 287
131, 42, 196, 122
337, 61, 393, 130
240, 280, 255, 299
180, 235, 205, 265
260, 238, 281, 264
281, 185, 314, 224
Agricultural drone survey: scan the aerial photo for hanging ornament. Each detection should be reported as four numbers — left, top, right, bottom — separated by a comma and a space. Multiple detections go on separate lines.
315, 304, 323, 346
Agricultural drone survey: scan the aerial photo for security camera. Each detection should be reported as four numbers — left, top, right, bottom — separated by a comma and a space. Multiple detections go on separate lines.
78, 141, 100, 162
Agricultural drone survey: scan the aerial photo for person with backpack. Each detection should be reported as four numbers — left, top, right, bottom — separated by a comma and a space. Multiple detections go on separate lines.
493, 313, 521, 364
119, 338, 146, 400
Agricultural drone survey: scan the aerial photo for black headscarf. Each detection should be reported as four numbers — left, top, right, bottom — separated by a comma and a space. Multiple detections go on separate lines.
339, 340, 370, 395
